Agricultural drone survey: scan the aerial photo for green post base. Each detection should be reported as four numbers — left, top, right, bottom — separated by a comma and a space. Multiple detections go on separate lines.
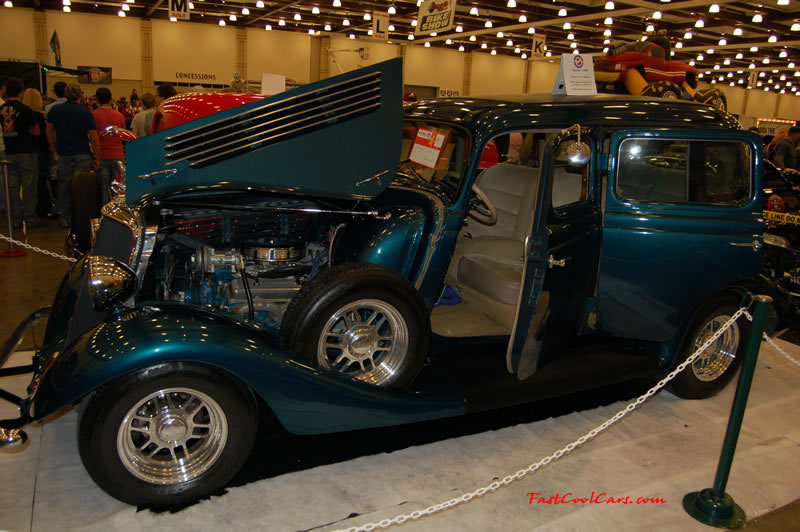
683, 489, 746, 529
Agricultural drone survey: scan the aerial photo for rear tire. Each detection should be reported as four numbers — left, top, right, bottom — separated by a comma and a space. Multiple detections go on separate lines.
641, 81, 682, 100
670, 296, 747, 399
78, 363, 257, 506
694, 88, 728, 111
71, 171, 101, 253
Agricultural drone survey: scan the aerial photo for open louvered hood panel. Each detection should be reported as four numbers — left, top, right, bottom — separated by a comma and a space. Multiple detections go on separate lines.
125, 58, 403, 204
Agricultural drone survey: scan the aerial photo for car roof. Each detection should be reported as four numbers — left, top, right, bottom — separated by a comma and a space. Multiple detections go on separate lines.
403, 94, 740, 139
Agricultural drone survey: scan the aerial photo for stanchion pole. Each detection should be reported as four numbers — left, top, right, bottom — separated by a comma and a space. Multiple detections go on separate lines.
0, 159, 26, 258
682, 294, 772, 529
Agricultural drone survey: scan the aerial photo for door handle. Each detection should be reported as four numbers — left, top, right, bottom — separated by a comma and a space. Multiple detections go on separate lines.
548, 255, 569, 268
728, 240, 762, 252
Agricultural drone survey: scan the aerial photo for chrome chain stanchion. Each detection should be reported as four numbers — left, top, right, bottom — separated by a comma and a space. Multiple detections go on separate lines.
0, 158, 25, 258
337, 308, 748, 532
683, 295, 772, 529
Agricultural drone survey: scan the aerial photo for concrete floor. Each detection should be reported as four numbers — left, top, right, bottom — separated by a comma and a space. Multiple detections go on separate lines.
1, 221, 799, 531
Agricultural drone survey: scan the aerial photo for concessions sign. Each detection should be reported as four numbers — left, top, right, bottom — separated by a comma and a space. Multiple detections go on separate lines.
415, 0, 456, 36
410, 127, 448, 168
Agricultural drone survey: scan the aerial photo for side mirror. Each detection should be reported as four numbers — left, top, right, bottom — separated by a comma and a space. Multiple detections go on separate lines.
565, 140, 591, 167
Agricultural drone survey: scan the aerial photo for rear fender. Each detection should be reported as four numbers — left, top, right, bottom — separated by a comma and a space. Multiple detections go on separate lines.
32, 304, 462, 434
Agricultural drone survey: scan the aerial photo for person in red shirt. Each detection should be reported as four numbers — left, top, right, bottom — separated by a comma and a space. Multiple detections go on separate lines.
92, 88, 125, 204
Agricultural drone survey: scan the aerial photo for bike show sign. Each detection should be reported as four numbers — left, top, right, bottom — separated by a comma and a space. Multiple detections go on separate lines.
415, 0, 456, 36
169, 0, 190, 21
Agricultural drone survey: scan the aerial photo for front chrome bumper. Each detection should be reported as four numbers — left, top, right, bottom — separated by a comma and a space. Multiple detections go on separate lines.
0, 307, 50, 450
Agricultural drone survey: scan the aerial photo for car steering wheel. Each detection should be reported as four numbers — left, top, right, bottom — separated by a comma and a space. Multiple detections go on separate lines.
468, 183, 498, 225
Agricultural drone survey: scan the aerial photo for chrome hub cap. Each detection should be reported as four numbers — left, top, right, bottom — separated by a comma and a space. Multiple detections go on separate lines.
117, 388, 228, 485
691, 315, 739, 382
318, 299, 409, 386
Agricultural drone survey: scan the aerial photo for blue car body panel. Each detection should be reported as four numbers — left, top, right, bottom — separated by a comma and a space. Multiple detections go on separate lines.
32, 304, 464, 434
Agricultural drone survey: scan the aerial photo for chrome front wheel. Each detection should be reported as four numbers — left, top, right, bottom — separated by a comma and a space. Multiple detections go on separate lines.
117, 388, 228, 485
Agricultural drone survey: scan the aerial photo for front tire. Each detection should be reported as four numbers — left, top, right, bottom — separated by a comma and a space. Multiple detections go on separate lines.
670, 296, 747, 399
78, 363, 257, 506
641, 81, 682, 100
280, 263, 429, 389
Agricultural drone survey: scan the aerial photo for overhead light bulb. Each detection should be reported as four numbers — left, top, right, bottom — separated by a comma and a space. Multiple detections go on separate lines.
750, 46, 758, 52
514, 47, 521, 53
528, 27, 535, 34
491, 49, 497, 55
485, 20, 492, 28
63, 5, 71, 11
445, 38, 452, 44
257, 0, 265, 7
470, 7, 478, 15
780, 50, 788, 58
707, 49, 714, 54
363, 12, 370, 20
497, 31, 504, 38
709, 3, 719, 12
768, 35, 778, 43
293, 13, 300, 20
265, 24, 272, 30
752, 14, 762, 23
470, 35, 476, 41
388, 24, 394, 31
570, 42, 578, 48
604, 17, 613, 25
724, 59, 731, 65
563, 22, 571, 30
522, 53, 527, 59
558, 8, 567, 16
653, 11, 662, 19
388, 5, 396, 14
763, 57, 770, 64
459, 45, 465, 51
697, 54, 704, 60
4, 0, 12, 6
519, 14, 527, 23
790, 62, 796, 68
324, 23, 331, 31
481, 43, 487, 49
603, 29, 612, 37
279, 18, 286, 26
332, 0, 341, 6
719, 38, 727, 46
342, 18, 349, 25
311, 6, 319, 14
349, 33, 355, 39
695, 19, 704, 28
604, 39, 611, 44
308, 28, 315, 35
122, 3, 130, 10
646, 24, 655, 32
456, 24, 463, 32
424, 42, 430, 47
735, 52, 743, 59
507, 39, 513, 46
241, 7, 249, 15
714, 64, 720, 70
605, 1, 615, 9
684, 31, 693, 39
546, 51, 552, 57
407, 33, 414, 40
689, 60, 695, 66
412, 19, 418, 26
603, 47, 609, 53
62, 0, 70, 5
733, 27, 743, 36
188, 2, 193, 8
218, 17, 225, 24
507, 0, 516, 7
792, 23, 800, 31
230, 14, 236, 21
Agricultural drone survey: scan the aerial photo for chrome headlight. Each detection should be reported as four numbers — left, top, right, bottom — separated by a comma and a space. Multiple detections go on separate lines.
87, 256, 137, 311
763, 232, 790, 249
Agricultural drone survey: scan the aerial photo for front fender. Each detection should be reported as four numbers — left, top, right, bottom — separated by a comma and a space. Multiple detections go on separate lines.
32, 304, 462, 434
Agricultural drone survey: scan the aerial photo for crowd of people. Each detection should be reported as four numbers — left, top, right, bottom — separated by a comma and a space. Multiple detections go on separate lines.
0, 78, 176, 231
759, 127, 800, 171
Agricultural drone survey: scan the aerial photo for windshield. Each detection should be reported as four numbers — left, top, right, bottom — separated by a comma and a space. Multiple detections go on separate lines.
398, 121, 470, 200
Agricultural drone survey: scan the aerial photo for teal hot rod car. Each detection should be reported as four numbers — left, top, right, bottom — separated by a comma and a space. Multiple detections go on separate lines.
0, 58, 775, 506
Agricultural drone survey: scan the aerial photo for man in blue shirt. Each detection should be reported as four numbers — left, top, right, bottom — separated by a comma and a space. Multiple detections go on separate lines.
44, 81, 67, 119
46, 83, 100, 228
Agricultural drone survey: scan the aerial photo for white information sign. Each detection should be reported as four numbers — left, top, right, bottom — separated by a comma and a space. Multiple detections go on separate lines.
373, 12, 390, 40
415, 0, 456, 36
552, 53, 597, 96
261, 73, 286, 95
409, 128, 448, 168
169, 0, 190, 21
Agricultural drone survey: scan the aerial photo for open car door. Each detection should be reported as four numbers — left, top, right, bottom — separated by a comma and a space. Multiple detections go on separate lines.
506, 126, 598, 378
125, 58, 403, 204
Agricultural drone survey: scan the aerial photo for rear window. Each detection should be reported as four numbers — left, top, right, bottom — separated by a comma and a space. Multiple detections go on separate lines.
616, 139, 752, 205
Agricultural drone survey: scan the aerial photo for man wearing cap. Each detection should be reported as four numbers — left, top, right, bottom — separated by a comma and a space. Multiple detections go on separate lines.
46, 83, 100, 228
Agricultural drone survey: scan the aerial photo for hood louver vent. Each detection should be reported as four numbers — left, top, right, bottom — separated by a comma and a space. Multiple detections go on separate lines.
163, 71, 383, 169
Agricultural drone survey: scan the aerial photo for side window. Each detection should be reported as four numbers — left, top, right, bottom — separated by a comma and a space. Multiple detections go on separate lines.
616, 139, 752, 205
551, 138, 592, 208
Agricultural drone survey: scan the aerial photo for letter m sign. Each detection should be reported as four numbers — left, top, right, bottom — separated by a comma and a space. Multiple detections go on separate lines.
170, 0, 190, 20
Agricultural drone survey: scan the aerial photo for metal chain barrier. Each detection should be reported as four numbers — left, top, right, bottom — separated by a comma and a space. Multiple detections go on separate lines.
0, 233, 77, 263
743, 310, 800, 368
337, 309, 748, 532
